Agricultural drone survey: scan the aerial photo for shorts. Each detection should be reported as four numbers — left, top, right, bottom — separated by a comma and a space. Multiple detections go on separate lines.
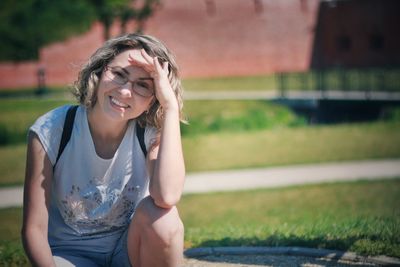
52, 229, 131, 267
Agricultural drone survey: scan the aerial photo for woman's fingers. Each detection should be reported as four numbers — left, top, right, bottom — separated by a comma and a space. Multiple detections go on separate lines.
129, 49, 169, 77
162, 61, 169, 73
140, 49, 154, 64
153, 57, 163, 74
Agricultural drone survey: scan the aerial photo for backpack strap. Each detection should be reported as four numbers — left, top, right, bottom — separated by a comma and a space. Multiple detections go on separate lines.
54, 105, 78, 169
54, 106, 147, 171
135, 122, 147, 158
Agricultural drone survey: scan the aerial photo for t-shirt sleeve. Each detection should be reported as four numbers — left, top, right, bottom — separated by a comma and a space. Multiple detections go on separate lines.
29, 105, 71, 165
144, 126, 159, 152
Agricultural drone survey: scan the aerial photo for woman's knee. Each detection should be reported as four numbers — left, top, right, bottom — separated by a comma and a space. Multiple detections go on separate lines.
132, 196, 184, 246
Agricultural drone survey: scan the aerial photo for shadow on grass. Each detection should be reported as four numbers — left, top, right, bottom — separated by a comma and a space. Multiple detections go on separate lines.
198, 234, 359, 251
185, 234, 395, 266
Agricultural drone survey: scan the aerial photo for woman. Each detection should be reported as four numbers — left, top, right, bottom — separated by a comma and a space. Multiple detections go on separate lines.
22, 34, 185, 266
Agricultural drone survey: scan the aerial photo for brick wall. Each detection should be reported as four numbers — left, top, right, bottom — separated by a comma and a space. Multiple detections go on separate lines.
0, 0, 320, 88
311, 0, 400, 69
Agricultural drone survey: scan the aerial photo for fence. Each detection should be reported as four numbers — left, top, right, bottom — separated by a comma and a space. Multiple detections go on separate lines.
276, 68, 400, 95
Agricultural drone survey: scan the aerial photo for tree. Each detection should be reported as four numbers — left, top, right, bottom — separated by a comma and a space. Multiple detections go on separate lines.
89, 0, 160, 39
0, 0, 95, 61
120, 0, 160, 34
0, 0, 161, 61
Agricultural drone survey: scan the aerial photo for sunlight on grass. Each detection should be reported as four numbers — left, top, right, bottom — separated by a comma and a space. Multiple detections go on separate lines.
0, 145, 26, 186
1, 122, 400, 186
183, 122, 400, 172
1, 179, 399, 266
178, 179, 400, 257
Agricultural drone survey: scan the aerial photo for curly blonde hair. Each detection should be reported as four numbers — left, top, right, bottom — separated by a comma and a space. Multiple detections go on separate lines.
73, 33, 185, 130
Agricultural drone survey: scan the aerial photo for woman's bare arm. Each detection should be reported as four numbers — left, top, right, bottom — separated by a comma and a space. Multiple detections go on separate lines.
147, 106, 185, 208
21, 132, 55, 267
132, 50, 185, 209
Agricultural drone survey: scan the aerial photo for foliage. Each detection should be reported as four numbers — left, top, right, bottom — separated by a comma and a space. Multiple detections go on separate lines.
0, 0, 95, 61
181, 100, 306, 136
0, 0, 160, 61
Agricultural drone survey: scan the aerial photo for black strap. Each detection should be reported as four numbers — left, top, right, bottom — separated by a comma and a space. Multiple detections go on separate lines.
54, 105, 147, 170
55, 105, 78, 168
136, 123, 147, 158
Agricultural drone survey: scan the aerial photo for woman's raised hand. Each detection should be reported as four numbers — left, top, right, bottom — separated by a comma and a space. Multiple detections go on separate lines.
128, 49, 178, 111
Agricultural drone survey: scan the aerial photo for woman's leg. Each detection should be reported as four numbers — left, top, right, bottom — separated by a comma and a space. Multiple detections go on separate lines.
127, 196, 184, 267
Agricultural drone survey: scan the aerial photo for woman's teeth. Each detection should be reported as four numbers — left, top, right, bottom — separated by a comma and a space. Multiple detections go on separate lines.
110, 97, 129, 108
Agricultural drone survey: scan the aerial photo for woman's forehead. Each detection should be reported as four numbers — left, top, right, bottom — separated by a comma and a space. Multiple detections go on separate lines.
110, 49, 149, 76
111, 49, 142, 65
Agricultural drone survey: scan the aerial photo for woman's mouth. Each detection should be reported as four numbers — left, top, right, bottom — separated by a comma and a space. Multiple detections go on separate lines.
110, 96, 130, 109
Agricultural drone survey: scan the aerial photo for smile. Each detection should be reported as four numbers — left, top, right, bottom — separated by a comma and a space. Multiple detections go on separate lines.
110, 96, 130, 109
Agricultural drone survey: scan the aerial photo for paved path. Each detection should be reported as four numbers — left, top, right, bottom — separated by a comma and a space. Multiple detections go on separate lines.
1, 159, 400, 208
184, 159, 400, 193
2, 159, 400, 266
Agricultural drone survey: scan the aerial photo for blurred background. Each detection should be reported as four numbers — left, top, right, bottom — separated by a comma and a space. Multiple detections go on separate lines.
0, 0, 399, 266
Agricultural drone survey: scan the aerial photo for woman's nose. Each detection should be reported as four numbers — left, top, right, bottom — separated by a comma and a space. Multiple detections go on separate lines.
117, 83, 133, 97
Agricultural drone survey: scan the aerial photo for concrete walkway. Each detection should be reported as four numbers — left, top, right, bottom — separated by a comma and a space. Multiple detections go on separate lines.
1, 159, 400, 208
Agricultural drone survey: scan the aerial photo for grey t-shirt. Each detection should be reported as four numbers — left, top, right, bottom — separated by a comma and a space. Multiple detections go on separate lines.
30, 105, 157, 252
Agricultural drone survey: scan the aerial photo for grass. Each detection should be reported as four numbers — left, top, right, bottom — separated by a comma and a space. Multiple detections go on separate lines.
181, 100, 306, 136
0, 99, 305, 145
1, 121, 399, 187
0, 208, 26, 267
179, 179, 400, 258
1, 179, 399, 266
183, 121, 400, 172
182, 74, 278, 91
0, 98, 72, 145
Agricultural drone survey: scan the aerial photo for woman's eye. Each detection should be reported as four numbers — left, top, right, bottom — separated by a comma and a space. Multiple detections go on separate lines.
137, 82, 149, 89
112, 71, 125, 78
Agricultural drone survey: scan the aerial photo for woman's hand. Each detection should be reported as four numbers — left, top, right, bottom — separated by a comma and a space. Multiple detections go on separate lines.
128, 49, 178, 111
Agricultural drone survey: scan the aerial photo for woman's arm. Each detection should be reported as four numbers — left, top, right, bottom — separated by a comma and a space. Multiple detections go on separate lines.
147, 105, 185, 209
21, 132, 55, 267
131, 50, 185, 209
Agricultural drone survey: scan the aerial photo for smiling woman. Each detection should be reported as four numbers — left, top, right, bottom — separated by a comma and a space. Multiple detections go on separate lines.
21, 34, 186, 267
91, 49, 156, 125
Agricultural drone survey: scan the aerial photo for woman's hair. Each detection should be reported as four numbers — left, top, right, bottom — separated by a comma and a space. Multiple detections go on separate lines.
73, 33, 184, 130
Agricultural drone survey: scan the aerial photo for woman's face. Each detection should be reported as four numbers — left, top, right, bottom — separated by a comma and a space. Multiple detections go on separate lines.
93, 49, 155, 122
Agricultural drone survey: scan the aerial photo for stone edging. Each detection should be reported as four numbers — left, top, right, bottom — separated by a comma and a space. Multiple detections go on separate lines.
184, 246, 400, 266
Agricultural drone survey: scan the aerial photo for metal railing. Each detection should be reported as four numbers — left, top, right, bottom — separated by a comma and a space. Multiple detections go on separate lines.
276, 68, 400, 96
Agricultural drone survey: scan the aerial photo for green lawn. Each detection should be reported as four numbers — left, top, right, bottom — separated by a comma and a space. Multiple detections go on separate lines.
1, 179, 399, 266
182, 74, 277, 91
1, 121, 400, 187
183, 121, 400, 172
179, 179, 400, 258
0, 98, 72, 145
2, 98, 399, 186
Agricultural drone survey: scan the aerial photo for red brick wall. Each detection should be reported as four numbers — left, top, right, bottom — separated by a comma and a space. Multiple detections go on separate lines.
0, 61, 39, 89
310, 0, 400, 69
39, 22, 104, 86
0, 0, 319, 88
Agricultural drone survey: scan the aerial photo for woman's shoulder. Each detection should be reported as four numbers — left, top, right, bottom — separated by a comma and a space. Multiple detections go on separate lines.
31, 104, 73, 129
144, 124, 159, 149
29, 104, 78, 164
